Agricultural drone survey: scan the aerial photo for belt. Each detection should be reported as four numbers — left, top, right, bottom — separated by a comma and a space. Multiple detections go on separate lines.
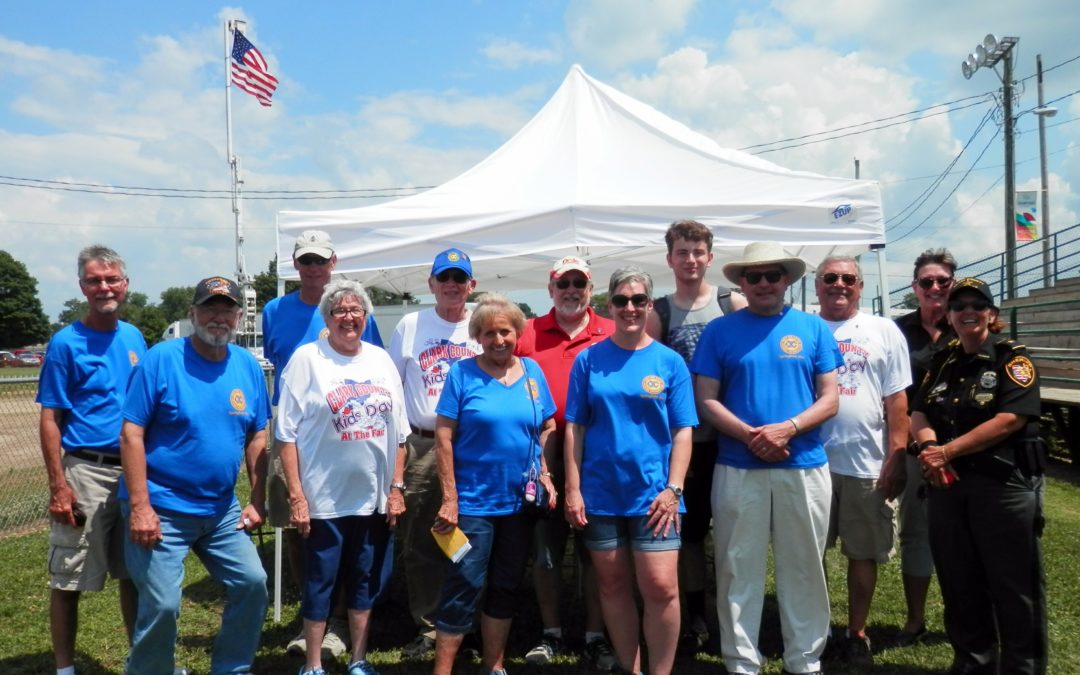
410, 425, 436, 439
67, 449, 122, 467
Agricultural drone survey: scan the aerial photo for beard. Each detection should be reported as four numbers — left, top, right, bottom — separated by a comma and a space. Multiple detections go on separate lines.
193, 321, 237, 347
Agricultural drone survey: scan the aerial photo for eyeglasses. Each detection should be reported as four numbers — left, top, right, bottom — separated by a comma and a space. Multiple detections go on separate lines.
743, 270, 784, 284
296, 255, 331, 266
819, 272, 859, 286
917, 276, 953, 290
80, 276, 127, 288
434, 270, 470, 284
555, 278, 589, 290
330, 307, 366, 319
610, 293, 650, 308
948, 299, 991, 312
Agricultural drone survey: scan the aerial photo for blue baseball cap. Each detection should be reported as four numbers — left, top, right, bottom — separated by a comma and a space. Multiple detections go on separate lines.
431, 248, 473, 277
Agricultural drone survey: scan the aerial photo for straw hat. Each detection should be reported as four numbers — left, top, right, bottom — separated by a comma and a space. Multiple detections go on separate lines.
721, 241, 806, 285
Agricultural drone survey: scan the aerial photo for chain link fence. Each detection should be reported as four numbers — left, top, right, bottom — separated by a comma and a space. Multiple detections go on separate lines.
0, 374, 46, 537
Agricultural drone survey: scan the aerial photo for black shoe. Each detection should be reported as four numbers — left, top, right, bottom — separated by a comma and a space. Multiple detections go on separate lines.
459, 632, 482, 662
401, 632, 435, 660
897, 624, 928, 647
845, 633, 873, 667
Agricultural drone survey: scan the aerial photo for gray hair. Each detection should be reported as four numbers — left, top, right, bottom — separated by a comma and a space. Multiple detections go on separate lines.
817, 255, 861, 277
319, 279, 374, 323
608, 265, 653, 298
469, 293, 526, 340
77, 245, 126, 279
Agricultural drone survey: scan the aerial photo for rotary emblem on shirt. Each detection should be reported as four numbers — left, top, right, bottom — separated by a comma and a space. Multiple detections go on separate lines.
641, 375, 665, 396
779, 335, 803, 355
1005, 356, 1035, 388
526, 378, 540, 400
230, 388, 247, 412
128, 350, 139, 366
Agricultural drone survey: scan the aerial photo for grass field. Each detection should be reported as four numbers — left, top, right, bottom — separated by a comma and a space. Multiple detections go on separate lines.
1, 463, 1078, 674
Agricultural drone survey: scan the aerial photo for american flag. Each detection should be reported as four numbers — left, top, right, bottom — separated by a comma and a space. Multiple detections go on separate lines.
230, 29, 278, 107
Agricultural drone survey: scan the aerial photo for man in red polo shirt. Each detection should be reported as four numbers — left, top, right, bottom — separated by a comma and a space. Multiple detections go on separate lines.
516, 256, 616, 670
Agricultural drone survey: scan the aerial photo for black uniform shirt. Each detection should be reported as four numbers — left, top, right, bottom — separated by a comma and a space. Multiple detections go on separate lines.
912, 337, 1041, 476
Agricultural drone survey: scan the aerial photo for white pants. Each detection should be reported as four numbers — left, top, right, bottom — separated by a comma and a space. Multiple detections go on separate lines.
711, 464, 831, 674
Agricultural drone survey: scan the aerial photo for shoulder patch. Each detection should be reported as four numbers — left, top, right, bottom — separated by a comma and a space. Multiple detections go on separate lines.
1005, 355, 1036, 388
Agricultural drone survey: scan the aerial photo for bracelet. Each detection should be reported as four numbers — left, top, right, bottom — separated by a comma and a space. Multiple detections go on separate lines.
540, 471, 554, 478
788, 417, 801, 434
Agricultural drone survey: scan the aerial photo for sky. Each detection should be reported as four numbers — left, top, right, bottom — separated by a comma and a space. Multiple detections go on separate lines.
3, 0, 1079, 323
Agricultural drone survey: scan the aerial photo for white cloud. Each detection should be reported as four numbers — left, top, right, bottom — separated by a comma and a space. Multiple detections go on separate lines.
566, 0, 697, 69
482, 38, 561, 68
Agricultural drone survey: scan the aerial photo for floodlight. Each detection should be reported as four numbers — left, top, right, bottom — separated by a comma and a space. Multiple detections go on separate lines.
983, 34, 999, 54
1034, 106, 1058, 118
975, 44, 988, 66
962, 60, 974, 79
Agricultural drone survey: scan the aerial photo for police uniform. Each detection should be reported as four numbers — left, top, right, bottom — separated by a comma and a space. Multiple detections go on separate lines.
913, 332, 1046, 675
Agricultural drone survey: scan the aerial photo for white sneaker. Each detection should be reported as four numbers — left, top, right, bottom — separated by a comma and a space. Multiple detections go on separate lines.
322, 618, 351, 661
286, 630, 307, 656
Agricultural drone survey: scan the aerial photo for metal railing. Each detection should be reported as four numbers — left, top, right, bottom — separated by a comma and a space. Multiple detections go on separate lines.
1008, 297, 1080, 388
888, 221, 1080, 309
0, 375, 47, 536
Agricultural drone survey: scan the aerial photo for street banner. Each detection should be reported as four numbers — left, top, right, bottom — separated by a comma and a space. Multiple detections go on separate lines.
1015, 190, 1040, 242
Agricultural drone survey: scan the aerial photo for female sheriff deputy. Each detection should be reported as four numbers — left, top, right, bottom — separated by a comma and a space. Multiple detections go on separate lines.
910, 277, 1046, 675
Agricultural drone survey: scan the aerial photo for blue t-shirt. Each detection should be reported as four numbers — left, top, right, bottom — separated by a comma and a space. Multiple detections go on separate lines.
690, 307, 843, 469
120, 338, 271, 516
262, 290, 383, 404
564, 340, 698, 516
36, 321, 147, 454
435, 357, 556, 517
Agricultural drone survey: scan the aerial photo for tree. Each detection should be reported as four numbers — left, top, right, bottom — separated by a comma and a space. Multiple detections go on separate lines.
120, 292, 168, 346
0, 250, 51, 347
159, 286, 195, 323
57, 298, 89, 328
368, 285, 418, 307
900, 292, 919, 310
591, 292, 610, 318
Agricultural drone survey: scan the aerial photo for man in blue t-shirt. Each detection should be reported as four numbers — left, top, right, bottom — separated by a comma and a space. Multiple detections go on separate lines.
262, 230, 381, 658
38, 245, 148, 675
121, 276, 271, 675
691, 242, 842, 675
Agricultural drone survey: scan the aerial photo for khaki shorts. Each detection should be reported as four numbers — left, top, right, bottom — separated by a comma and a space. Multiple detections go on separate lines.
826, 472, 897, 564
48, 454, 128, 591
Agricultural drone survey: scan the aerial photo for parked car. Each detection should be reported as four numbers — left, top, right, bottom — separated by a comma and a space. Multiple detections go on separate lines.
16, 353, 41, 366
0, 351, 19, 367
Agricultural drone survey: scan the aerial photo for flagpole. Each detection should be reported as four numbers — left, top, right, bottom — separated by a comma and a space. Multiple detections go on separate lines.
225, 20, 247, 285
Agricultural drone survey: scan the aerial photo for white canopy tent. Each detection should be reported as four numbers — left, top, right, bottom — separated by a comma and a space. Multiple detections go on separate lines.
277, 63, 885, 296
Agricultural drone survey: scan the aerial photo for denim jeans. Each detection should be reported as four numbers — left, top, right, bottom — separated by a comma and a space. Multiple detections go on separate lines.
123, 500, 268, 675
435, 513, 534, 634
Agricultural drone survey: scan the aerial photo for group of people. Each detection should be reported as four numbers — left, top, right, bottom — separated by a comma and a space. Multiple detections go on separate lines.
39, 221, 1048, 675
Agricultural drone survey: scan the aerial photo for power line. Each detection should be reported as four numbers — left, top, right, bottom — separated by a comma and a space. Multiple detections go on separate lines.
0, 180, 428, 200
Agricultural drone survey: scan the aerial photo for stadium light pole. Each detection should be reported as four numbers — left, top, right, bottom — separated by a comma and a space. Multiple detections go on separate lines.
962, 34, 1019, 300
1034, 54, 1058, 286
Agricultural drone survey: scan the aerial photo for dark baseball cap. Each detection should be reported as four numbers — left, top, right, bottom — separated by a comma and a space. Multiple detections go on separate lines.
948, 277, 995, 307
193, 276, 242, 306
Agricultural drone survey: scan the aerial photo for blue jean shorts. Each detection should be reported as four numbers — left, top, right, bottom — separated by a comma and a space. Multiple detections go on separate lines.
582, 514, 681, 552
301, 514, 394, 620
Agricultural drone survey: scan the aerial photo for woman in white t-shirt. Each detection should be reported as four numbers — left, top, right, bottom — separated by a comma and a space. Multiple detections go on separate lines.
277, 279, 408, 675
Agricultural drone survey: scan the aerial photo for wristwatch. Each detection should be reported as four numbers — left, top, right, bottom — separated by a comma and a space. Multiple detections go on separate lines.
390, 481, 406, 492
666, 484, 684, 498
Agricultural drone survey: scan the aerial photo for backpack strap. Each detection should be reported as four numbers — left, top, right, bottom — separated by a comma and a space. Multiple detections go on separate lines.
654, 296, 672, 343
717, 288, 733, 315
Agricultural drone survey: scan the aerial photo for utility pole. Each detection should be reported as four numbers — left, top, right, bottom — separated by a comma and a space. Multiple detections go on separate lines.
1037, 54, 1053, 285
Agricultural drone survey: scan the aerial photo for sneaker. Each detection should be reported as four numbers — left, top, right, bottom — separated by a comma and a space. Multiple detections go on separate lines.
525, 634, 566, 665
287, 630, 307, 656
322, 618, 350, 661
298, 667, 327, 675
845, 633, 873, 667
583, 637, 617, 670
347, 659, 380, 675
401, 632, 436, 660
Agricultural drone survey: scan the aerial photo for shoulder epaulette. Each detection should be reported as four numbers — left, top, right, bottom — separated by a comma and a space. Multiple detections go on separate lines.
946, 338, 961, 348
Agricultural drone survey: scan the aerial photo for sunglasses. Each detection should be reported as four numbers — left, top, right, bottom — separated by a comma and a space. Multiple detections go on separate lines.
297, 255, 331, 266
917, 276, 953, 290
948, 299, 991, 312
819, 272, 859, 286
610, 293, 650, 308
555, 278, 589, 290
743, 270, 784, 284
434, 270, 470, 284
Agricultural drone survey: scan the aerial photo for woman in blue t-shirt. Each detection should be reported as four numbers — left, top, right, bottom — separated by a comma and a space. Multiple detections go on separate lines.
432, 293, 558, 675
564, 266, 698, 675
